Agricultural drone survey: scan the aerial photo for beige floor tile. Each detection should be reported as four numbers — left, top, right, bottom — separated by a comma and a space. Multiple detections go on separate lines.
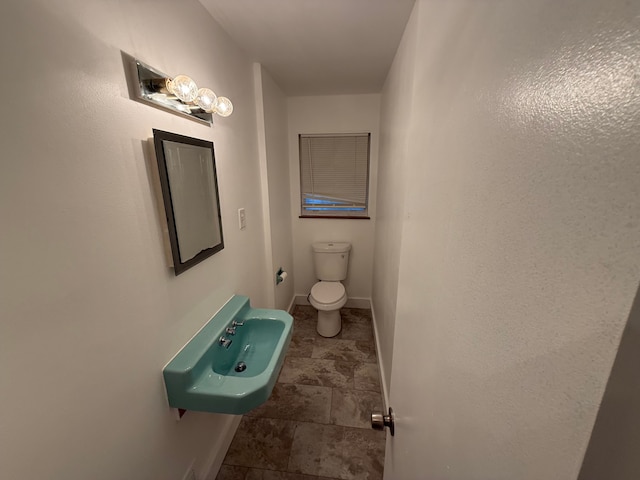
223, 417, 297, 471
292, 305, 316, 321
245, 469, 323, 480
339, 320, 374, 342
330, 389, 383, 429
287, 335, 316, 358
278, 357, 354, 389
247, 383, 332, 424
311, 338, 377, 363
353, 363, 381, 393
340, 308, 372, 324
288, 423, 385, 480
292, 319, 319, 340
217, 465, 249, 480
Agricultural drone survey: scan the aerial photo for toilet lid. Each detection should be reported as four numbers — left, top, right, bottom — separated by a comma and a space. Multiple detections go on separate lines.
311, 282, 345, 304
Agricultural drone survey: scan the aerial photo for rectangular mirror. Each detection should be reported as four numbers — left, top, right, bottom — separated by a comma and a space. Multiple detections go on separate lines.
153, 129, 224, 275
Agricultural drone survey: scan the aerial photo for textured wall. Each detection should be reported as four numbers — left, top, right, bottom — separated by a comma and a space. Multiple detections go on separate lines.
380, 0, 640, 478
256, 65, 295, 310
0, 1, 268, 479
371, 5, 420, 400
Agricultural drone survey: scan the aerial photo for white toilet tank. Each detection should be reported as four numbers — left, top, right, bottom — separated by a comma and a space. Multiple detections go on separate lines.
313, 242, 351, 281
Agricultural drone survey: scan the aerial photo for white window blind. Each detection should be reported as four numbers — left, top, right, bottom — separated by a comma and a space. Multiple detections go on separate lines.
299, 133, 370, 217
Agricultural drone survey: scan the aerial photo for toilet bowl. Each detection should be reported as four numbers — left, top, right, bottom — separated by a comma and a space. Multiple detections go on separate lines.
310, 241, 351, 337
309, 281, 347, 337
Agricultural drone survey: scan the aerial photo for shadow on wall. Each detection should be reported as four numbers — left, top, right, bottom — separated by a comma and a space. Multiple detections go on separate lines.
578, 280, 640, 480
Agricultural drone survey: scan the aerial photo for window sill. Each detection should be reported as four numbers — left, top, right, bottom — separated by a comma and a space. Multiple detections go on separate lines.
299, 215, 370, 220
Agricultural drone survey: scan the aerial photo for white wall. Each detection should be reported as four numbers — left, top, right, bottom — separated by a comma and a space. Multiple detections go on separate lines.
254, 64, 294, 311
371, 6, 420, 395
287, 94, 380, 302
378, 0, 640, 478
0, 1, 269, 479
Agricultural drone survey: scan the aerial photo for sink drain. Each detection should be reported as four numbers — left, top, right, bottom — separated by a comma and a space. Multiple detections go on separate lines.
234, 361, 247, 372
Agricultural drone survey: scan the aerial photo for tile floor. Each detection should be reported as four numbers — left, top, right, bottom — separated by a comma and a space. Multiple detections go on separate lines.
216, 306, 386, 480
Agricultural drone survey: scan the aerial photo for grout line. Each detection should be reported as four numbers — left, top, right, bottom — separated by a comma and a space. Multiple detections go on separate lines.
239, 465, 342, 480
329, 386, 335, 425
284, 420, 299, 474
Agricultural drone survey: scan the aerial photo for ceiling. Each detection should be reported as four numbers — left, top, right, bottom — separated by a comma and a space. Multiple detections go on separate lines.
199, 0, 416, 96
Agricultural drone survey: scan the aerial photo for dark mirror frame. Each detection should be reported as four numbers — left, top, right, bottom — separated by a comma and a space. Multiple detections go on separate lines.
153, 129, 224, 275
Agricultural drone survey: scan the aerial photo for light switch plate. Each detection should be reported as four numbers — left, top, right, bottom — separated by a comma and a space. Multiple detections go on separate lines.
238, 208, 246, 230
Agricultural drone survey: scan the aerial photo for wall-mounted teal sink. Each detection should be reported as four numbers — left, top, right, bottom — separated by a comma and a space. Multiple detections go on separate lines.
163, 295, 293, 415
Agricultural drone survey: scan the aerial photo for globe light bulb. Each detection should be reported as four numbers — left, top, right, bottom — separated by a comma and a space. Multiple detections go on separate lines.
165, 74, 198, 103
195, 88, 218, 112
215, 96, 233, 117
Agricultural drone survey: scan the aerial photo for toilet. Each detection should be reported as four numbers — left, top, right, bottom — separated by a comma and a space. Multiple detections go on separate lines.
309, 242, 351, 337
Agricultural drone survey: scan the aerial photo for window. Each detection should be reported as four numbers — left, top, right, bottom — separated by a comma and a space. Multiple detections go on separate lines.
299, 133, 370, 218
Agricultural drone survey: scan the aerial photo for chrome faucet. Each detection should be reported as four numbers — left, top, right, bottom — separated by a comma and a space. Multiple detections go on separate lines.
225, 327, 236, 336
232, 320, 245, 327
219, 336, 233, 348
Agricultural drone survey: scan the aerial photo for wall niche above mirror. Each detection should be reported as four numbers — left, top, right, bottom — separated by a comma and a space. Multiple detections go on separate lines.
153, 129, 224, 275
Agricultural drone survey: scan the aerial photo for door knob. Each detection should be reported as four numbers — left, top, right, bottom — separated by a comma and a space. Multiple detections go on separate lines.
371, 407, 395, 436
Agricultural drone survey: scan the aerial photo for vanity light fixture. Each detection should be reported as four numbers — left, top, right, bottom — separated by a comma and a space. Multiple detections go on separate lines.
126, 54, 233, 125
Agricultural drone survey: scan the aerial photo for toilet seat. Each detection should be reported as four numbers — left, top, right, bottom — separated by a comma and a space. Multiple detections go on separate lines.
310, 281, 346, 310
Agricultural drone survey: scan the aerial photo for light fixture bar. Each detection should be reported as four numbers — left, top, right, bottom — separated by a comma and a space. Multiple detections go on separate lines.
126, 55, 233, 126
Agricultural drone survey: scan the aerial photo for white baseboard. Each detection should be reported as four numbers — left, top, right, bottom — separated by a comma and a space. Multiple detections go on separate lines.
293, 295, 371, 310
202, 415, 242, 480
286, 295, 296, 314
345, 297, 371, 309
370, 303, 390, 411
294, 294, 311, 306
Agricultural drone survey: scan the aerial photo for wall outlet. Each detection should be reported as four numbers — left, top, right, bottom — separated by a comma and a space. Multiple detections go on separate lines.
238, 208, 246, 230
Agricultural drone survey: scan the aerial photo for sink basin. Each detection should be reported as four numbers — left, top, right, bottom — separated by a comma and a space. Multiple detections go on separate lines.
212, 319, 285, 377
163, 295, 293, 415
